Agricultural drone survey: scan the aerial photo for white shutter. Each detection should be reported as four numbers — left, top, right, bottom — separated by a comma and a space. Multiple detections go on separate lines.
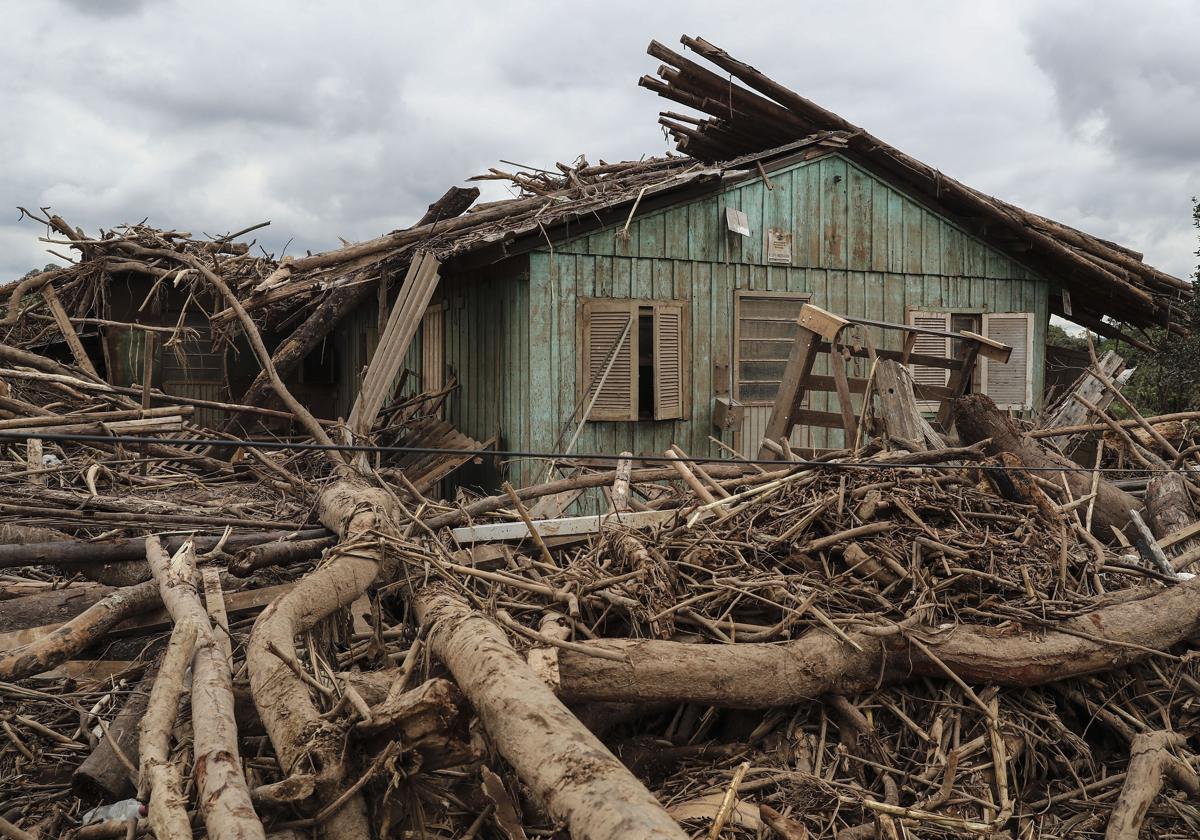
653, 302, 684, 420
582, 300, 637, 421
907, 311, 951, 412
982, 312, 1034, 410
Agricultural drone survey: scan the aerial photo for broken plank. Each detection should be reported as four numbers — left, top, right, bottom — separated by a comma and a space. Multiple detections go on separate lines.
449, 509, 677, 544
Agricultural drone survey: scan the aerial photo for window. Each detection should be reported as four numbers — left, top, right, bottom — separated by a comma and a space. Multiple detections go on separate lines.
579, 298, 686, 421
907, 310, 1034, 411
734, 292, 810, 404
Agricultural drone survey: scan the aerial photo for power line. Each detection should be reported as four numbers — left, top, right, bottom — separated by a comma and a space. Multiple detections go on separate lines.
0, 429, 1186, 475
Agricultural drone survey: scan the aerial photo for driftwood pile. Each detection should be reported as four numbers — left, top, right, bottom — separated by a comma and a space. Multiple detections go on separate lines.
1, 319, 1200, 840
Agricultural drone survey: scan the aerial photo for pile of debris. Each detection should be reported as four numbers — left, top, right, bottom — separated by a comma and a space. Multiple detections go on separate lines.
3, 32, 1200, 840
3, 284, 1200, 840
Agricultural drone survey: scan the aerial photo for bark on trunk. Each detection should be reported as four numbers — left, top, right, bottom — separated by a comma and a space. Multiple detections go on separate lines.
137, 621, 198, 840
555, 575, 1200, 707
0, 583, 113, 633
145, 537, 264, 840
954, 393, 1141, 538
246, 477, 398, 840
0, 579, 159, 681
1144, 473, 1196, 541
414, 585, 688, 840
1106, 731, 1200, 840
73, 662, 157, 801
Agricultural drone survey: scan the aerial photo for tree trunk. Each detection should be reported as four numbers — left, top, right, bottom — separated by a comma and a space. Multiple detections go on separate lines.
145, 537, 264, 840
414, 585, 688, 840
246, 477, 398, 840
73, 662, 157, 801
1143, 473, 1196, 540
0, 579, 159, 681
954, 393, 1140, 538
554, 575, 1200, 707
1106, 731, 1200, 840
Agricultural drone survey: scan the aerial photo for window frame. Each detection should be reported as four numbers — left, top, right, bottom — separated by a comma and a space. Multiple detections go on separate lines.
733, 290, 812, 406
577, 297, 690, 423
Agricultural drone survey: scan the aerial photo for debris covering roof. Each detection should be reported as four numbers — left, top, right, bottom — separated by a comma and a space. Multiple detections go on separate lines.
642, 35, 1193, 338
3, 33, 1200, 835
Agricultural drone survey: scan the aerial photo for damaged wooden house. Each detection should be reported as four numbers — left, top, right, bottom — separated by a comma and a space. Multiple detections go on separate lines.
8, 35, 1189, 498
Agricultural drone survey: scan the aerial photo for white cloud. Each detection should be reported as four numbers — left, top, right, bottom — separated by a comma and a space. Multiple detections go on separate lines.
1, 0, 1194, 284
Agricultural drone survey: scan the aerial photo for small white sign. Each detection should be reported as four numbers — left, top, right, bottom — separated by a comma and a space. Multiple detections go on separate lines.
766, 228, 792, 264
725, 207, 750, 237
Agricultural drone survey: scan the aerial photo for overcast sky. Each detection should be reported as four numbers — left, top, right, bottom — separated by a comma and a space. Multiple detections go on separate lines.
3, 0, 1198, 285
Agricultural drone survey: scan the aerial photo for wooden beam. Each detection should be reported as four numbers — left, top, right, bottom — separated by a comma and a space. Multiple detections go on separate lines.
41, 284, 99, 377
449, 510, 676, 544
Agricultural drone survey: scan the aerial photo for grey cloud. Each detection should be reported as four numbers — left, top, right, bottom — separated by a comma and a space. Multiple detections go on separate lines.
1, 1, 1195, 285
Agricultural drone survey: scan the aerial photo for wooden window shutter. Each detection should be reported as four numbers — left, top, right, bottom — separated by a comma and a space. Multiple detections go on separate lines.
982, 312, 1034, 410
653, 302, 685, 420
907, 311, 951, 412
581, 300, 637, 421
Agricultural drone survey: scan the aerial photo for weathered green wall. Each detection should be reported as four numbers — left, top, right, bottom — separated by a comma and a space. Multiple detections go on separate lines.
517, 152, 1050, 477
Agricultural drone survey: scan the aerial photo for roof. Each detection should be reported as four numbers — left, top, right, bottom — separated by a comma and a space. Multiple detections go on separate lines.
641, 35, 1192, 340
6, 36, 1190, 348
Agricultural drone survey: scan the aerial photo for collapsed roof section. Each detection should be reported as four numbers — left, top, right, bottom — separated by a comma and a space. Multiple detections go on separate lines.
642, 35, 1193, 340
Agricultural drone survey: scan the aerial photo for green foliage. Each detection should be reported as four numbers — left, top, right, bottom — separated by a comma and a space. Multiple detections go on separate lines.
1107, 199, 1200, 415
1046, 323, 1088, 351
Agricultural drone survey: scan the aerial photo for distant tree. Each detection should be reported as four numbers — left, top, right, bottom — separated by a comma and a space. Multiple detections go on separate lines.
1046, 323, 1089, 352
1110, 199, 1200, 415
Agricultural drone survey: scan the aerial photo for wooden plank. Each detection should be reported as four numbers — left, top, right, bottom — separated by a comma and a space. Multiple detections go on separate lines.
349, 251, 441, 438
828, 342, 858, 442
449, 509, 676, 544
201, 567, 233, 667
41, 284, 99, 377
757, 325, 822, 459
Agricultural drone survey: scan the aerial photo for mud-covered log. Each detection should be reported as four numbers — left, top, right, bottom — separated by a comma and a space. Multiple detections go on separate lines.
1144, 473, 1197, 541
247, 478, 399, 840
955, 393, 1141, 538
1106, 731, 1200, 840
73, 663, 157, 801
556, 575, 1200, 707
0, 580, 159, 681
414, 585, 687, 840
146, 537, 264, 840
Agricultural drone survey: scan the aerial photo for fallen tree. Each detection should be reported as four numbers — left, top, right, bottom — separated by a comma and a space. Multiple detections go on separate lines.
555, 575, 1200, 706
955, 392, 1141, 538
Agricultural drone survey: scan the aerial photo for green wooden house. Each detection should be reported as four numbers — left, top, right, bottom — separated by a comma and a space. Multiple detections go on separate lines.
330, 134, 1131, 492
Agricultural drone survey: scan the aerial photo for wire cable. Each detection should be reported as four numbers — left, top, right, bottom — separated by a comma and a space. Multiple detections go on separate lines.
0, 429, 1188, 475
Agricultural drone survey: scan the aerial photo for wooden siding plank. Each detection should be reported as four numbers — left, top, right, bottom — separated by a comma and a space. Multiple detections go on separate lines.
821, 156, 848, 269
689, 197, 719, 262
847, 164, 873, 271
665, 202, 689, 260
922, 212, 942, 276
638, 211, 665, 259
887, 189, 905, 273
740, 181, 765, 264
903, 199, 923, 274
871, 177, 890, 272
794, 163, 821, 266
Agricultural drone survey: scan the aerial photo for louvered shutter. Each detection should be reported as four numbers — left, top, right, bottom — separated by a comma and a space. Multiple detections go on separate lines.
982, 312, 1034, 410
653, 302, 685, 420
581, 300, 637, 421
907, 311, 951, 412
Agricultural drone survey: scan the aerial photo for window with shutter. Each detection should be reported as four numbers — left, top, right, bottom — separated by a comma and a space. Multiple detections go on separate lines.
653, 302, 684, 420
581, 300, 637, 421
907, 311, 951, 411
579, 298, 687, 422
982, 312, 1034, 410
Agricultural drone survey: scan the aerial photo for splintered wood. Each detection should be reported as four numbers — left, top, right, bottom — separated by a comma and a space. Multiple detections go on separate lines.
3, 65, 1200, 840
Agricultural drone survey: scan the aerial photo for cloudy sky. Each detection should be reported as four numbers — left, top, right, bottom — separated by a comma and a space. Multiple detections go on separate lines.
3, 0, 1198, 284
